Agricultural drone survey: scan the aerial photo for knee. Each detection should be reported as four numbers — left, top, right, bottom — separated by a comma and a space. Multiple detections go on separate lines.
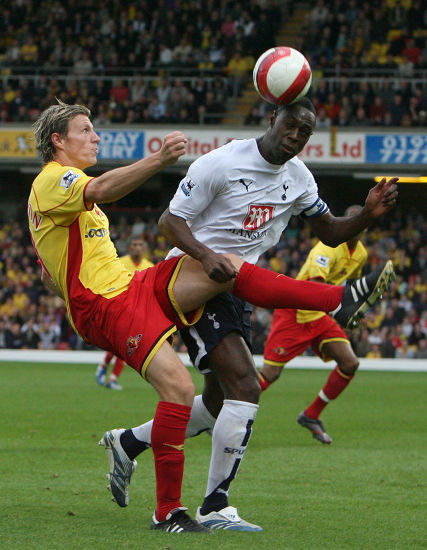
261, 364, 282, 383
157, 368, 195, 406
220, 367, 261, 404
339, 358, 359, 376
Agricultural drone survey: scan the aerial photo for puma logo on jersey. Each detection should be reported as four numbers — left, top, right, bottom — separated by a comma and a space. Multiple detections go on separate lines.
207, 313, 220, 329
239, 178, 254, 192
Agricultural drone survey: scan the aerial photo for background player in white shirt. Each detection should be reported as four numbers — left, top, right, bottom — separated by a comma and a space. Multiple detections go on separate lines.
119, 98, 398, 531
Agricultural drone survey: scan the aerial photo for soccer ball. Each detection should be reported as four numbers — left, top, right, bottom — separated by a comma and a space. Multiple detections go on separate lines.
253, 46, 312, 105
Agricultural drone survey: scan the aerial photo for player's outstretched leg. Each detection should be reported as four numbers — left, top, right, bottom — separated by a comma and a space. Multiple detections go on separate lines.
98, 428, 139, 507
330, 260, 396, 329
296, 411, 332, 444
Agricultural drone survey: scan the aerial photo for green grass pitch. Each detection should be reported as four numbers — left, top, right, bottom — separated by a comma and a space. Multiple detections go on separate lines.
1, 361, 426, 550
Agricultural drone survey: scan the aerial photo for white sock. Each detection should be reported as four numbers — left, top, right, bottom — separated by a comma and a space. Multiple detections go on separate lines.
205, 399, 258, 498
131, 394, 215, 444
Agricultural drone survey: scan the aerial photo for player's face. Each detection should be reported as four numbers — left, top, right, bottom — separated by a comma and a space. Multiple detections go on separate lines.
57, 115, 100, 169
266, 106, 315, 164
129, 239, 144, 261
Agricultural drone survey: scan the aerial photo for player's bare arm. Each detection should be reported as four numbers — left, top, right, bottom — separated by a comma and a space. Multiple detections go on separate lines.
308, 177, 398, 247
85, 132, 187, 204
158, 209, 238, 283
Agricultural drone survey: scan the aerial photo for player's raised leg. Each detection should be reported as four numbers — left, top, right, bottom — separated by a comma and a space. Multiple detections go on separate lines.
173, 255, 396, 330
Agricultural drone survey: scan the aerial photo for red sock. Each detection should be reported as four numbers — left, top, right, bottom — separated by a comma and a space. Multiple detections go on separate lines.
112, 357, 125, 377
258, 371, 271, 392
104, 351, 114, 365
151, 401, 191, 521
305, 366, 354, 419
233, 262, 343, 312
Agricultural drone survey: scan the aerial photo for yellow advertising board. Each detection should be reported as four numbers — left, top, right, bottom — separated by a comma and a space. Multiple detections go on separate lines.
0, 130, 37, 158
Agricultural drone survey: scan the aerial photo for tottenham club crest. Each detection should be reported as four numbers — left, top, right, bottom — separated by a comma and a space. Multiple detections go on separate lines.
243, 204, 275, 230
126, 333, 142, 356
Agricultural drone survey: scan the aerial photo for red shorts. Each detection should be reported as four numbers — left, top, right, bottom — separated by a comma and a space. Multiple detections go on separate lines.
263, 309, 349, 366
70, 255, 203, 378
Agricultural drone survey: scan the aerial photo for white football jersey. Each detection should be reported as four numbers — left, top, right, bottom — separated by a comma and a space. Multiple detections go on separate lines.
167, 138, 328, 264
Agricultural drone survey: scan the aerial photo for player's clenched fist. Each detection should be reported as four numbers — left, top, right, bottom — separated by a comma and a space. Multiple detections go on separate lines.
160, 131, 187, 166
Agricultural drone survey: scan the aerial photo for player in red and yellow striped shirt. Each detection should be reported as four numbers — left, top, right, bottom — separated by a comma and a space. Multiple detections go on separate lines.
261, 206, 369, 444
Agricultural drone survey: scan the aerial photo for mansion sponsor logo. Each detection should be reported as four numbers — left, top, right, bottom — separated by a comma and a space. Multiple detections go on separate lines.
227, 228, 269, 240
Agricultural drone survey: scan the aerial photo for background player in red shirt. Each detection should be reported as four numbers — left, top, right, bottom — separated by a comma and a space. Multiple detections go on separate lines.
260, 205, 370, 443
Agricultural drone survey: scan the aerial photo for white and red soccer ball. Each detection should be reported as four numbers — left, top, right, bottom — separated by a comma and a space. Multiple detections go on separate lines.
253, 46, 312, 105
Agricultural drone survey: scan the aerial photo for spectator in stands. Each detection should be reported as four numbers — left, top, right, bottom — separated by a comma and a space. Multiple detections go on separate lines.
370, 96, 387, 125
415, 339, 427, 359
73, 50, 93, 76
0, 320, 7, 348
226, 50, 250, 96
21, 318, 40, 349
366, 343, 382, 358
6, 322, 25, 349
110, 79, 130, 104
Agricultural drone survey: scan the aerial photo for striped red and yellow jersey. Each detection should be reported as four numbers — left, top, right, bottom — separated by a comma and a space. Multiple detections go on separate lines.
296, 239, 368, 323
28, 161, 133, 333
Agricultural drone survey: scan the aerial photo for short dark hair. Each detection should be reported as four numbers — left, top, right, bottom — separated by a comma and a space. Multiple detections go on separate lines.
275, 97, 316, 117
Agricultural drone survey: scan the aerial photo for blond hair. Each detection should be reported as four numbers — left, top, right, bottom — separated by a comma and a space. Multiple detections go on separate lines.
33, 99, 91, 164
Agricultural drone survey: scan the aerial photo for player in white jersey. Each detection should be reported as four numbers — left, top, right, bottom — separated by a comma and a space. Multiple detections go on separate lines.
114, 98, 398, 531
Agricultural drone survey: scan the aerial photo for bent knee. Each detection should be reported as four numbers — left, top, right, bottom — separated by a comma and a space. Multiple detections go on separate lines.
153, 366, 195, 406
220, 368, 260, 403
340, 358, 359, 375
261, 364, 282, 383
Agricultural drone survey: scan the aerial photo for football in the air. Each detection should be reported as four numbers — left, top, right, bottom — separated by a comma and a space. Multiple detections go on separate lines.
253, 46, 312, 105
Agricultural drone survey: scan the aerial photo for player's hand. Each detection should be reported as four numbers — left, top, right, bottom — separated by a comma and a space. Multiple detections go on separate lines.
159, 131, 187, 166
200, 251, 238, 283
364, 177, 398, 218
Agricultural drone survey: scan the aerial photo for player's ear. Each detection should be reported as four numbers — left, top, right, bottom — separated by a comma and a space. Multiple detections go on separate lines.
51, 132, 64, 149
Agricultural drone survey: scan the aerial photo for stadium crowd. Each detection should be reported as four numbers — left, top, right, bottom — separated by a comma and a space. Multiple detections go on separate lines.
0, 0, 281, 124
0, 0, 426, 126
248, 0, 427, 127
1, 206, 426, 359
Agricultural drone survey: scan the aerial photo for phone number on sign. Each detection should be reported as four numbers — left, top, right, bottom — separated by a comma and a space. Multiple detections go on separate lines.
366, 135, 427, 163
